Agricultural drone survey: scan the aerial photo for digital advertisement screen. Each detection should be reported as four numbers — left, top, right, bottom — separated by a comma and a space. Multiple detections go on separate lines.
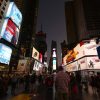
77, 57, 87, 70
5, 2, 22, 28
39, 53, 43, 62
64, 39, 98, 64
52, 48, 56, 57
66, 61, 78, 72
53, 57, 56, 70
0, 43, 12, 65
17, 59, 28, 72
0, 19, 19, 45
86, 56, 100, 69
32, 47, 39, 60
33, 60, 43, 71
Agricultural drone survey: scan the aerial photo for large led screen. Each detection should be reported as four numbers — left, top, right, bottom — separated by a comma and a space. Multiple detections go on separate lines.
39, 53, 42, 62
53, 57, 56, 70
65, 39, 98, 64
0, 43, 12, 65
33, 60, 43, 71
5, 2, 22, 28
86, 56, 100, 69
77, 57, 87, 70
0, 19, 19, 45
17, 59, 29, 72
66, 61, 78, 72
32, 47, 39, 60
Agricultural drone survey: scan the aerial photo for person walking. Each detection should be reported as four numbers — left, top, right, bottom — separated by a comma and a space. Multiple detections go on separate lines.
55, 66, 70, 100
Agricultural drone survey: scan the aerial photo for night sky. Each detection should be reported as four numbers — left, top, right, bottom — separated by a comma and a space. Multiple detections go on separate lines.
36, 0, 68, 65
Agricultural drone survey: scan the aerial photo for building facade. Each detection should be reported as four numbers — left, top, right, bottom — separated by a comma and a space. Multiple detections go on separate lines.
65, 1, 78, 44
65, 0, 100, 44
14, 0, 39, 57
34, 30, 47, 63
51, 40, 58, 72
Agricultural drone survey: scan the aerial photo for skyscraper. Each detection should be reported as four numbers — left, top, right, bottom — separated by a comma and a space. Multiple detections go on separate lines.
14, 0, 39, 57
51, 40, 58, 72
34, 29, 47, 62
65, 0, 100, 44
65, 1, 78, 44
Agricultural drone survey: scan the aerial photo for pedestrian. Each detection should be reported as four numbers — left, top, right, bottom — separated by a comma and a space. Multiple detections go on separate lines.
11, 74, 18, 95
30, 72, 36, 92
24, 73, 30, 92
90, 74, 97, 94
55, 66, 70, 100
96, 72, 100, 97
70, 73, 79, 100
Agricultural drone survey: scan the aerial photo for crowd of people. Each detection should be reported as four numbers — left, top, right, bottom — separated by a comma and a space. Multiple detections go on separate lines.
55, 66, 100, 100
0, 71, 54, 97
0, 67, 100, 100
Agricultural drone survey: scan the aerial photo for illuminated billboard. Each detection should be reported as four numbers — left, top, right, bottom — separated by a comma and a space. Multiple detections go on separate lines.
63, 39, 98, 64
5, 2, 22, 28
53, 57, 56, 70
17, 59, 30, 72
0, 19, 19, 45
86, 56, 100, 69
39, 53, 43, 62
77, 57, 87, 70
52, 48, 56, 57
32, 47, 39, 60
66, 61, 78, 72
0, 43, 12, 65
33, 60, 43, 71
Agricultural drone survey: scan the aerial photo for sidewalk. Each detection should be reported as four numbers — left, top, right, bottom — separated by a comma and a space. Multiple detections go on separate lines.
1, 84, 100, 100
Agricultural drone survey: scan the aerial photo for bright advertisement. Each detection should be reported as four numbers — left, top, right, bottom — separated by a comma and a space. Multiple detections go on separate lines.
86, 56, 100, 69
77, 57, 87, 70
32, 47, 39, 60
0, 19, 19, 45
83, 39, 98, 56
39, 53, 42, 62
65, 39, 98, 63
33, 60, 43, 71
63, 55, 67, 65
52, 48, 56, 57
66, 61, 78, 72
5, 2, 22, 28
53, 57, 56, 70
17, 59, 30, 72
64, 44, 84, 63
0, 43, 12, 65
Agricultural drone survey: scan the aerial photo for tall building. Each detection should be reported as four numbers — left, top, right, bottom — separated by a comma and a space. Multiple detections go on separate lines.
14, 0, 39, 57
51, 40, 58, 72
60, 40, 68, 58
65, 1, 78, 44
65, 0, 100, 44
0, 0, 9, 27
34, 29, 47, 63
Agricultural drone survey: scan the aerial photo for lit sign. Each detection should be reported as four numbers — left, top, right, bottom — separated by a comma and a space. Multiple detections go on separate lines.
5, 2, 22, 28
0, 19, 19, 45
52, 48, 56, 57
66, 61, 78, 72
32, 47, 39, 60
0, 43, 12, 65
53, 58, 56, 70
64, 39, 98, 63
